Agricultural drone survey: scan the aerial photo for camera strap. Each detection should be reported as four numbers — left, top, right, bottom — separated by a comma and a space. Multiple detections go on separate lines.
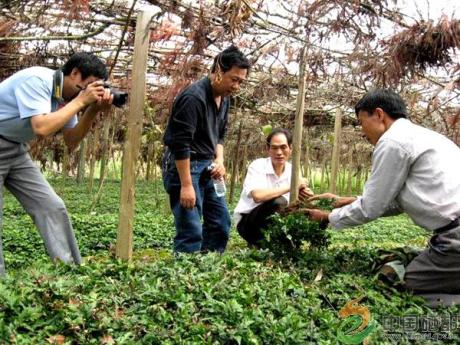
52, 69, 64, 103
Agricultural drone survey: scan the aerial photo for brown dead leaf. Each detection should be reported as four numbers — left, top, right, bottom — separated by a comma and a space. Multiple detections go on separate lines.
47, 335, 65, 345
114, 307, 125, 320
101, 334, 115, 345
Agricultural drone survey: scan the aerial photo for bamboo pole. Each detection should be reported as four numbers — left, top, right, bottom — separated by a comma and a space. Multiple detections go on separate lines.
88, 128, 99, 192
329, 108, 343, 194
302, 134, 310, 182
116, 10, 153, 261
76, 138, 87, 183
240, 135, 250, 184
62, 148, 70, 182
346, 151, 354, 195
146, 141, 154, 181
99, 118, 111, 185
229, 121, 243, 203
320, 161, 326, 192
289, 46, 308, 204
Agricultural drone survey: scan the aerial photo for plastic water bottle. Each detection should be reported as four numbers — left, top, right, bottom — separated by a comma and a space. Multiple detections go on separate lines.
208, 164, 226, 197
213, 177, 226, 197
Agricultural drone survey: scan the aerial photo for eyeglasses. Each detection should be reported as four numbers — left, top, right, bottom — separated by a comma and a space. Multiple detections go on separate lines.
269, 145, 290, 151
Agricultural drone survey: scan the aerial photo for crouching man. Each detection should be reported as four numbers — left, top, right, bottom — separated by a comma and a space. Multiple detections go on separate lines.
308, 89, 460, 307
234, 128, 313, 247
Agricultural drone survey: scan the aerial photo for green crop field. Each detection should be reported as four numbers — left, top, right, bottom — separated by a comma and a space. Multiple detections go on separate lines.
0, 179, 458, 344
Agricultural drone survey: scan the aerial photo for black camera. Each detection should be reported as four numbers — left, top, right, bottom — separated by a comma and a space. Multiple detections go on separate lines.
103, 82, 128, 108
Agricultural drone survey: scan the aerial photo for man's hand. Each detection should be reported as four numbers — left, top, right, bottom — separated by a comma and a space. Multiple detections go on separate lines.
75, 81, 107, 106
211, 159, 226, 179
88, 87, 113, 113
298, 177, 314, 201
307, 209, 330, 223
307, 193, 356, 208
180, 184, 196, 209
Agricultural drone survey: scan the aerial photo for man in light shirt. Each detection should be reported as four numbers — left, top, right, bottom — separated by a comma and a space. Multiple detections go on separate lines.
0, 52, 113, 275
234, 128, 313, 247
308, 89, 460, 307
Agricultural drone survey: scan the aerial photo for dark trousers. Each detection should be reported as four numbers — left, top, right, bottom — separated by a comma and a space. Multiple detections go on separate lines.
403, 225, 460, 306
237, 196, 287, 246
162, 152, 231, 253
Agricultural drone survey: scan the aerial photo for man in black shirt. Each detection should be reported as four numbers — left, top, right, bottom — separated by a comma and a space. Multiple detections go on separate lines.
163, 46, 250, 253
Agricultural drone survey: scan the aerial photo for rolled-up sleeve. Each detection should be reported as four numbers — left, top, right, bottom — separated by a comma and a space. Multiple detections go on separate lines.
168, 95, 202, 159
329, 139, 412, 229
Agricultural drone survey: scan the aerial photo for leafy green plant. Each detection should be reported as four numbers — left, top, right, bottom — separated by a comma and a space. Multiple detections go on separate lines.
263, 212, 330, 259
2, 177, 457, 344
314, 198, 335, 211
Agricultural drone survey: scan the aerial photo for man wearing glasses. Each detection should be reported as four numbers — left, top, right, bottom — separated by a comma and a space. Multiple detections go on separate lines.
308, 89, 460, 307
0, 52, 113, 274
234, 128, 313, 247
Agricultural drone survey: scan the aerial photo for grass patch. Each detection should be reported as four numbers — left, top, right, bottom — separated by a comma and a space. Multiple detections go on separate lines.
1, 178, 457, 344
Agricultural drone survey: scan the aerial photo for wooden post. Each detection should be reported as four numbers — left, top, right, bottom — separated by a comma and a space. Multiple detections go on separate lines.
146, 141, 154, 181
152, 148, 157, 180
320, 160, 326, 192
76, 138, 87, 183
229, 121, 243, 203
329, 108, 342, 194
302, 134, 310, 181
62, 148, 70, 182
99, 117, 111, 185
116, 10, 153, 260
88, 129, 98, 192
240, 134, 250, 184
346, 151, 354, 195
289, 47, 308, 204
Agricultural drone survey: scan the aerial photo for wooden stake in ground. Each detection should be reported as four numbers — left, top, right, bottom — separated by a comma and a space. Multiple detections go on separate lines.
289, 47, 308, 204
116, 10, 153, 260
229, 121, 243, 203
76, 138, 87, 183
329, 108, 343, 194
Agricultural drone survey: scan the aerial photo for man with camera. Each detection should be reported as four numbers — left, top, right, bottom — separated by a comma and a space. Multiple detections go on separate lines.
163, 46, 250, 253
0, 52, 115, 274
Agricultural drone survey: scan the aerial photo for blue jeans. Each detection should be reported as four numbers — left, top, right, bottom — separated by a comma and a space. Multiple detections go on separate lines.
162, 151, 231, 253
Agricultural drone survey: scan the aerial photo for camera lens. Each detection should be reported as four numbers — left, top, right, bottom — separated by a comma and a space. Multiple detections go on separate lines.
111, 90, 128, 108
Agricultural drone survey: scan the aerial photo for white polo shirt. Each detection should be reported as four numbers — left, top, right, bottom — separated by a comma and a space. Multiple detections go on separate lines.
233, 157, 292, 225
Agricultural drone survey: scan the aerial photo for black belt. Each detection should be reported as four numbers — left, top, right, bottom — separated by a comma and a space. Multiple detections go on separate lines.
164, 147, 214, 161
434, 218, 460, 234
190, 154, 214, 161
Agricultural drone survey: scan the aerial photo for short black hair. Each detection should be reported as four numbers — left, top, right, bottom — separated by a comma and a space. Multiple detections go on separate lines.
211, 45, 251, 73
62, 52, 108, 80
355, 89, 408, 120
266, 128, 292, 147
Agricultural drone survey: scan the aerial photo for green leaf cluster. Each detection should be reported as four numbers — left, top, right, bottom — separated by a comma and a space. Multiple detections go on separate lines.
263, 212, 330, 260
1, 178, 459, 344
314, 198, 335, 211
